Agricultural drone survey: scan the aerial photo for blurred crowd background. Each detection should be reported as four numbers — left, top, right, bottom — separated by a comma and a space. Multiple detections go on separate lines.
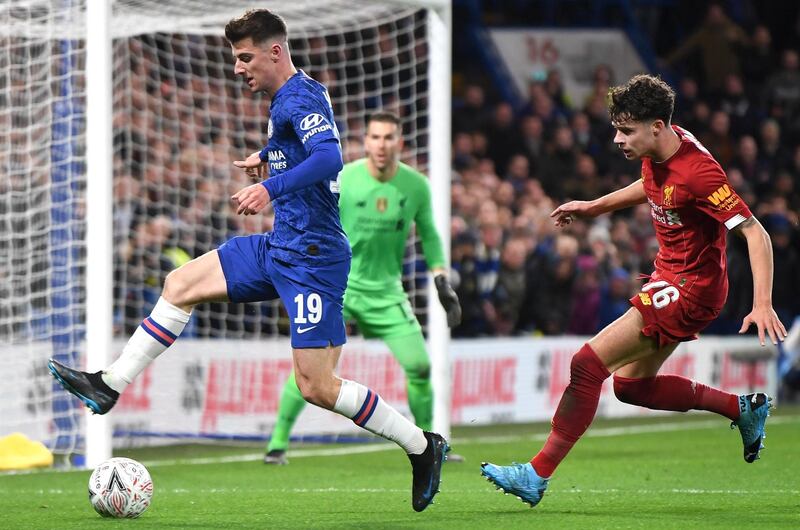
447, 2, 800, 339
101, 2, 800, 346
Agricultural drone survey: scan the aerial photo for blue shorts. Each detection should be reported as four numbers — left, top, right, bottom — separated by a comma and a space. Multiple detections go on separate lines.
217, 234, 349, 348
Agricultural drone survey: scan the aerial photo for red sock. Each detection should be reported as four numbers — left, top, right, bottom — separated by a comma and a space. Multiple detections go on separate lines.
613, 375, 739, 420
531, 343, 610, 478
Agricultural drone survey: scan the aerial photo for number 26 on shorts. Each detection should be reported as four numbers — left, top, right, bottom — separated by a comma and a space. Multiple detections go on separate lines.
642, 280, 680, 309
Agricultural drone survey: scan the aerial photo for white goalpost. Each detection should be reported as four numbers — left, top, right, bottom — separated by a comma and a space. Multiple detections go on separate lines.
1, 0, 451, 467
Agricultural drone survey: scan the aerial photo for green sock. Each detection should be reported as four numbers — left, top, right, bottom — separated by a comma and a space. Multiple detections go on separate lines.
384, 332, 433, 431
267, 371, 307, 452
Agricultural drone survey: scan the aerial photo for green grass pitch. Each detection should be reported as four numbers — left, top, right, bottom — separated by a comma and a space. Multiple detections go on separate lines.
2, 408, 799, 529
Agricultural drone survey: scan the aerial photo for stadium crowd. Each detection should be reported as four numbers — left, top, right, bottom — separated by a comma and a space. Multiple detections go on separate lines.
448, 10, 800, 339
105, 6, 799, 345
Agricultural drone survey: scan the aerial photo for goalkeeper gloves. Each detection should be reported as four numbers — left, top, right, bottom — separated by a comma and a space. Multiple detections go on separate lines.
434, 274, 462, 328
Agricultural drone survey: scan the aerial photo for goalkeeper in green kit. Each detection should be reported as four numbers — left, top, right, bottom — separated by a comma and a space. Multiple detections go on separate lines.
264, 111, 462, 465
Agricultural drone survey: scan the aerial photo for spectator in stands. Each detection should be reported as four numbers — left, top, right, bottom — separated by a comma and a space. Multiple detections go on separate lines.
740, 25, 778, 94
567, 255, 601, 335
570, 111, 602, 158
764, 214, 800, 326
504, 153, 531, 193
451, 232, 485, 337
699, 110, 736, 168
719, 74, 760, 139
544, 69, 572, 114
485, 102, 523, 173
539, 125, 578, 199
485, 237, 529, 336
107, 12, 800, 341
730, 135, 767, 188
663, 3, 748, 94
762, 49, 800, 142
598, 267, 634, 330
475, 219, 503, 298
758, 119, 790, 181
674, 76, 700, 126
562, 153, 602, 201
519, 233, 579, 335
772, 171, 800, 215
519, 114, 546, 173
683, 99, 711, 137
453, 84, 490, 133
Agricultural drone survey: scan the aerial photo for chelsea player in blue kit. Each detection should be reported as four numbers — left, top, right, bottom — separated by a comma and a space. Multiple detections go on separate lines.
48, 9, 447, 512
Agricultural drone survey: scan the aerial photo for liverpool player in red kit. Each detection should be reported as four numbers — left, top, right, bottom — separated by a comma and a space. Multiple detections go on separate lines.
481, 74, 788, 507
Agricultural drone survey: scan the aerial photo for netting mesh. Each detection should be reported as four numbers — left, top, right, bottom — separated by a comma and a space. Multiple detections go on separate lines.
1, 0, 89, 460
111, 6, 430, 338
1, 0, 431, 460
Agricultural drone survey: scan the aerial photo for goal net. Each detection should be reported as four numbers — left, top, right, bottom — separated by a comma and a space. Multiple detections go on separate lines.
2, 0, 449, 466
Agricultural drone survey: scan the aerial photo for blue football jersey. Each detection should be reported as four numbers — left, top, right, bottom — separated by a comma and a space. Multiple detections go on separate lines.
264, 70, 350, 265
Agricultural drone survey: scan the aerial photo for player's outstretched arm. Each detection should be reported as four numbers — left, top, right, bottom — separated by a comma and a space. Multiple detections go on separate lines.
733, 216, 789, 346
550, 179, 646, 226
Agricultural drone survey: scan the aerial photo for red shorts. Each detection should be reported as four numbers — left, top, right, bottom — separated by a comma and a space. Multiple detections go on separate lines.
629, 278, 721, 348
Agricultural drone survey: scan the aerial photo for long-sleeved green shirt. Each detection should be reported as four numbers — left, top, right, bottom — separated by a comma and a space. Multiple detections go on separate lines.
338, 159, 445, 294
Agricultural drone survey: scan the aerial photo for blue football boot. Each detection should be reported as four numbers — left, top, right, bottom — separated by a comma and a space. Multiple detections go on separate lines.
731, 392, 773, 463
480, 461, 549, 507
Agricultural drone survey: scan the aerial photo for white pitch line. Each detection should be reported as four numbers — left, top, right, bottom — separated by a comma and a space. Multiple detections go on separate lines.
141, 415, 797, 468
6, 487, 798, 496
4, 415, 795, 474
143, 442, 398, 467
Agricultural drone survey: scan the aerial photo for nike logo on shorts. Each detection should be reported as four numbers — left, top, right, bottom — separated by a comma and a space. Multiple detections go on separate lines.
297, 325, 317, 334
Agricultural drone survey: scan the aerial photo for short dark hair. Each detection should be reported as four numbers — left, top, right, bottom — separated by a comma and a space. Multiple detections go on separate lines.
607, 74, 675, 125
225, 9, 287, 46
367, 110, 402, 129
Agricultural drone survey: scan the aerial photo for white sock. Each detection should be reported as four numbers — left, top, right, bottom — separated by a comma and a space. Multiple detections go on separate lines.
333, 379, 427, 454
103, 297, 191, 392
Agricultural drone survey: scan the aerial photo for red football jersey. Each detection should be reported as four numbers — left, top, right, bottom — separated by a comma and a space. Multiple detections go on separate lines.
640, 125, 752, 310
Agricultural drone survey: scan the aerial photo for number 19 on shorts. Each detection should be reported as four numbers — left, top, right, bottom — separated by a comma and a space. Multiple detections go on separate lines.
294, 293, 323, 324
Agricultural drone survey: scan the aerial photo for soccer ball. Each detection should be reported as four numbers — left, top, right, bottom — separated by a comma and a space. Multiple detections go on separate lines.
88, 457, 153, 518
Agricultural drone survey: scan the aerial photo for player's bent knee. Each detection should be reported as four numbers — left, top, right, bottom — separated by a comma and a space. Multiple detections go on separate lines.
295, 377, 336, 409
405, 362, 430, 382
613, 375, 651, 405
161, 269, 192, 307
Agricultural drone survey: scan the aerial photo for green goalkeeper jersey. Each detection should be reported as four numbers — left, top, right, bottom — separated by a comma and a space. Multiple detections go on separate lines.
339, 159, 445, 294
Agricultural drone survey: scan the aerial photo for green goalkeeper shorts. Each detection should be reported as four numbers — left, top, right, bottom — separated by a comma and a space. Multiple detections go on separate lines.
343, 288, 422, 339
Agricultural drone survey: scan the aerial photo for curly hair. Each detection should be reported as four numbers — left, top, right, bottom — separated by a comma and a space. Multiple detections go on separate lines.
225, 9, 287, 46
607, 74, 675, 125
